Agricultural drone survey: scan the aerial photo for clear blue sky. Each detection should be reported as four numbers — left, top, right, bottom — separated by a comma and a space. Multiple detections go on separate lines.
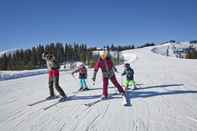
0, 0, 197, 50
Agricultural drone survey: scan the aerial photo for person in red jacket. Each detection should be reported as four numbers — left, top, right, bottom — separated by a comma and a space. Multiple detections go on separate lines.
92, 51, 130, 105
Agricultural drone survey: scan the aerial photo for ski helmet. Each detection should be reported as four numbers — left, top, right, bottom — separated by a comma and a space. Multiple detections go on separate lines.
79, 64, 85, 68
125, 63, 130, 67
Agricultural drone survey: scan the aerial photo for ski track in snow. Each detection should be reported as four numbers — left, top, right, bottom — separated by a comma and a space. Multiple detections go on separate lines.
0, 45, 197, 131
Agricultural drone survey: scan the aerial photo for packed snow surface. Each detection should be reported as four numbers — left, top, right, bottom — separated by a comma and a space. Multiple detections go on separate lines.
0, 64, 71, 81
0, 69, 48, 81
0, 45, 197, 131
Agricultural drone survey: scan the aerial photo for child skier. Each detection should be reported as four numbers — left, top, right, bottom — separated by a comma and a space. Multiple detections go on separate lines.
92, 51, 130, 106
72, 64, 89, 91
122, 63, 137, 90
42, 52, 67, 100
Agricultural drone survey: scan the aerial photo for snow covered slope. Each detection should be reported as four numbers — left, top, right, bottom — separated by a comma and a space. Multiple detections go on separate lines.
152, 41, 197, 58
151, 43, 176, 57
0, 46, 197, 131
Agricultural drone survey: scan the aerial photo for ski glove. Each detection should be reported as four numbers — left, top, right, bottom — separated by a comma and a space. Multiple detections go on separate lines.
113, 66, 118, 72
92, 77, 96, 82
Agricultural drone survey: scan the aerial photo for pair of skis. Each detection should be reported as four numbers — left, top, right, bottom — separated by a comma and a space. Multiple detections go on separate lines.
28, 95, 75, 110
28, 95, 106, 110
84, 92, 124, 107
43, 94, 104, 110
84, 99, 102, 107
28, 96, 60, 106
28, 88, 87, 109
43, 95, 75, 110
28, 92, 130, 110
84, 96, 131, 107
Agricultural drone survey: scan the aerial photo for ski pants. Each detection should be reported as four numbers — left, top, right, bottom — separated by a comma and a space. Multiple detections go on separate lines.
103, 75, 125, 97
80, 79, 88, 88
123, 80, 136, 87
48, 76, 66, 97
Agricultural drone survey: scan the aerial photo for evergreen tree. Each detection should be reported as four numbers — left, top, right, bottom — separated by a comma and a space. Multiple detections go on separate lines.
0, 54, 8, 70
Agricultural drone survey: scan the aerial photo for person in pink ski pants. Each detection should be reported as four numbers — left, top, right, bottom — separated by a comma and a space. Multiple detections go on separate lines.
92, 52, 129, 105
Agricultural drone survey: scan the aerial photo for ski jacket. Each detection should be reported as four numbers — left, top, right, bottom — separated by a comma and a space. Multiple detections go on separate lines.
42, 53, 60, 71
122, 67, 134, 80
93, 57, 117, 79
72, 66, 87, 79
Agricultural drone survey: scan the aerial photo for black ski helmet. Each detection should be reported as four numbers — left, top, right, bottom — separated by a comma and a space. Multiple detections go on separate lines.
125, 63, 130, 67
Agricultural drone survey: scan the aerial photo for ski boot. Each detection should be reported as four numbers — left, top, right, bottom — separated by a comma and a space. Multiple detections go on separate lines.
133, 85, 138, 90
59, 95, 68, 102
122, 92, 131, 106
100, 95, 109, 100
78, 87, 83, 91
46, 95, 57, 100
83, 87, 90, 91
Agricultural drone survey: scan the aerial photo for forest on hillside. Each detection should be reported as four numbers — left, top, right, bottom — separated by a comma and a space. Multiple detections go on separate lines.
0, 42, 142, 70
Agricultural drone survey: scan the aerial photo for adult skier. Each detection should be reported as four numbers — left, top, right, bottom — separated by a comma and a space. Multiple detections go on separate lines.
121, 63, 137, 90
42, 52, 67, 101
92, 51, 130, 105
72, 64, 89, 91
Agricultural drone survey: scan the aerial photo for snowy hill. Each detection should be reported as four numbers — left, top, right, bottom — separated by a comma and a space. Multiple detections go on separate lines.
0, 45, 197, 131
152, 41, 197, 58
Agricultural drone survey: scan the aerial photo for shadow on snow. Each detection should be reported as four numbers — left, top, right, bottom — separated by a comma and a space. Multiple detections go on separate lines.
58, 84, 197, 104
127, 84, 197, 99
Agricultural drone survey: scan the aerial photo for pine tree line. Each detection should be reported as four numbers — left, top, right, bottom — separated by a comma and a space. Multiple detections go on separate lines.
0, 43, 93, 70
104, 44, 135, 51
0, 43, 141, 70
104, 43, 156, 51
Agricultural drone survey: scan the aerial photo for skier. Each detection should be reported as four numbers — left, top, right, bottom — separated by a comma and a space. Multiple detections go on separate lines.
42, 52, 67, 101
121, 63, 137, 90
166, 46, 169, 56
72, 64, 89, 91
92, 51, 130, 105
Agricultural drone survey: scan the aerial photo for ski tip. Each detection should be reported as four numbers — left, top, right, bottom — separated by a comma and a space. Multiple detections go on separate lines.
43, 107, 50, 111
59, 95, 75, 102
58, 97, 68, 102
123, 103, 132, 107
133, 88, 138, 90
84, 104, 90, 107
